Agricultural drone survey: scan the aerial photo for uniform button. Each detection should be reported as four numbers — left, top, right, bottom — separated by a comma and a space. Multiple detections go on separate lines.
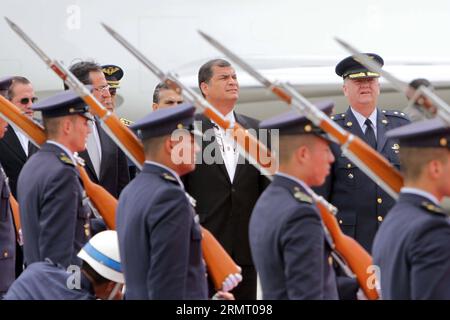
347, 163, 352, 168
231, 188, 236, 193
377, 197, 383, 204
328, 256, 333, 265
348, 173, 354, 179
3, 251, 8, 258
339, 219, 343, 224
377, 216, 383, 222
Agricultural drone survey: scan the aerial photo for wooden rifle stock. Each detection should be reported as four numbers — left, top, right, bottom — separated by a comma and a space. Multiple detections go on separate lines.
201, 227, 241, 290
9, 194, 22, 244
315, 199, 378, 300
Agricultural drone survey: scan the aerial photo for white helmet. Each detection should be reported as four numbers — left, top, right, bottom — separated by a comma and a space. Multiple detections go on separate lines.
77, 230, 124, 284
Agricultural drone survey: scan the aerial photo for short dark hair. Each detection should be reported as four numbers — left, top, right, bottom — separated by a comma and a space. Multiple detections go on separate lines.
153, 82, 171, 103
8, 76, 31, 100
409, 78, 433, 90
198, 59, 231, 96
82, 260, 110, 285
65, 60, 102, 89
399, 147, 448, 181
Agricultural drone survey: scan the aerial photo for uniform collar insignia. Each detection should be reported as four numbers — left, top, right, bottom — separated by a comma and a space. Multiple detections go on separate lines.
59, 153, 74, 166
293, 186, 313, 204
161, 172, 177, 182
421, 201, 447, 216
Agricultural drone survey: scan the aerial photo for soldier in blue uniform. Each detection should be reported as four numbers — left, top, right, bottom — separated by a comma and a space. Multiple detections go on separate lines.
315, 53, 410, 252
17, 91, 93, 268
372, 118, 450, 299
4, 230, 124, 300
249, 101, 339, 299
0, 96, 16, 297
116, 104, 209, 300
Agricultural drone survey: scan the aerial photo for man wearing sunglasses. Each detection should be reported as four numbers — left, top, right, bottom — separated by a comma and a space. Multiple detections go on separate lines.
0, 76, 39, 198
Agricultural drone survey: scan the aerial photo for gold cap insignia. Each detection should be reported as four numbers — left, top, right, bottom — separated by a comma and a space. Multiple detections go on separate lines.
102, 66, 119, 76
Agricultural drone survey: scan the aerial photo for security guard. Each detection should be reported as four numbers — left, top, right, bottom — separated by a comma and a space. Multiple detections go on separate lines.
17, 90, 93, 268
116, 104, 208, 300
315, 53, 410, 252
101, 64, 123, 111
0, 108, 15, 297
250, 101, 339, 299
372, 118, 450, 299
4, 230, 124, 300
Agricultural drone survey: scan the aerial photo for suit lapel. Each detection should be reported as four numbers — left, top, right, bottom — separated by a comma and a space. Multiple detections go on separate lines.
96, 122, 113, 181
198, 115, 230, 181
4, 127, 27, 162
343, 107, 365, 139
78, 149, 98, 182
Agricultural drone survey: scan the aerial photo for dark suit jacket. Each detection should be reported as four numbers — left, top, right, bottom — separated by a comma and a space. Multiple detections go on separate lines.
0, 127, 39, 197
78, 122, 129, 198
17, 143, 92, 268
314, 107, 410, 252
0, 164, 15, 295
183, 113, 270, 266
117, 163, 208, 300
373, 192, 450, 299
249, 175, 339, 299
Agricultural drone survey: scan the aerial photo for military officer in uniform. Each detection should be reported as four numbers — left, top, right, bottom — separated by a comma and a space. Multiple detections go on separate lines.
0, 113, 16, 297
372, 118, 450, 299
17, 90, 93, 268
102, 64, 123, 111
250, 101, 339, 300
5, 230, 124, 300
315, 53, 410, 252
116, 104, 208, 300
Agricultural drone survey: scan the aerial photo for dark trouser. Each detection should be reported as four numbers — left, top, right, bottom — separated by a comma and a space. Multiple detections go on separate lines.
230, 265, 257, 300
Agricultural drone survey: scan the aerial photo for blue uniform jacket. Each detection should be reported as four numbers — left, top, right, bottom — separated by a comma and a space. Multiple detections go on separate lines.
315, 107, 410, 252
0, 165, 15, 296
4, 259, 94, 300
17, 142, 91, 268
249, 174, 339, 299
116, 163, 207, 300
372, 192, 450, 299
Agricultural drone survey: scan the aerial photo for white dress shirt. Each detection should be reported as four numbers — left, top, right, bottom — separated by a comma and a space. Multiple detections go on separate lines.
350, 107, 378, 137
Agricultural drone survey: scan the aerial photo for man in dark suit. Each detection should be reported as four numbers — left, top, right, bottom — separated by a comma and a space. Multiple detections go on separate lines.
17, 91, 93, 268
182, 59, 270, 300
68, 61, 129, 199
0, 115, 16, 297
250, 102, 339, 299
372, 118, 450, 299
315, 53, 410, 253
116, 104, 208, 300
0, 76, 39, 197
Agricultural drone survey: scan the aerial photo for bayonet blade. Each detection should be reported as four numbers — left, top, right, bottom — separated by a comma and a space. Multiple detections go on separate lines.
198, 30, 272, 88
5, 17, 53, 66
101, 23, 166, 81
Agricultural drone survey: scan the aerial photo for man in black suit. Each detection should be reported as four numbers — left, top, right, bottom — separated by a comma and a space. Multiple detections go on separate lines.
183, 59, 269, 300
0, 76, 39, 197
68, 61, 129, 199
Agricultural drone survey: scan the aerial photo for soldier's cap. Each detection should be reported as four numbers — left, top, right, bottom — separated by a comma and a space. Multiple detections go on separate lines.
335, 53, 383, 79
259, 100, 334, 139
386, 118, 450, 149
102, 64, 123, 89
131, 103, 199, 140
0, 76, 13, 90
32, 90, 93, 120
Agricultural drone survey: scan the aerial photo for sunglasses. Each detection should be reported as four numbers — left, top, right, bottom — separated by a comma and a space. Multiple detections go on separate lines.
19, 97, 38, 105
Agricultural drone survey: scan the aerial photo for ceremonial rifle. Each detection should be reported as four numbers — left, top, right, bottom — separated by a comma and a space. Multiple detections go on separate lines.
334, 37, 450, 126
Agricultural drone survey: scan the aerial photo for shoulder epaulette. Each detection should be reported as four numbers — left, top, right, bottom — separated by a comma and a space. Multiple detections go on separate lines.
120, 117, 134, 127
292, 186, 313, 204
421, 201, 447, 216
58, 153, 74, 166
330, 113, 346, 121
161, 172, 177, 183
380, 109, 408, 119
